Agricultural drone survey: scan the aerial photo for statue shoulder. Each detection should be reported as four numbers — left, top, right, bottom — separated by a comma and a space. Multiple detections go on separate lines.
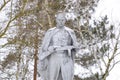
65, 26, 74, 33
47, 27, 56, 31
45, 27, 56, 34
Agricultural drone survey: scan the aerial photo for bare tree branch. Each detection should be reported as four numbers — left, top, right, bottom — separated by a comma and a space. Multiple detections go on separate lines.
44, 0, 52, 28
102, 29, 120, 80
109, 60, 120, 72
0, 0, 28, 38
0, 0, 11, 11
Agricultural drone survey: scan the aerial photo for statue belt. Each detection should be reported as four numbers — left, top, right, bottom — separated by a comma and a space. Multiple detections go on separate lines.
53, 52, 67, 57
55, 50, 67, 54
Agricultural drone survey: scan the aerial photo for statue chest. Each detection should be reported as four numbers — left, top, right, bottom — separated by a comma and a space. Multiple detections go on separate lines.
51, 29, 72, 46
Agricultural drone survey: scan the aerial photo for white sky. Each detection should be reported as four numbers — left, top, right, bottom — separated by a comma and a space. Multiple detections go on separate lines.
93, 0, 120, 80
94, 0, 120, 23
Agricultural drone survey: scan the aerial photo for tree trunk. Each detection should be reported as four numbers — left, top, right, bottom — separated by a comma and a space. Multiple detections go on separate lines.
33, 26, 38, 80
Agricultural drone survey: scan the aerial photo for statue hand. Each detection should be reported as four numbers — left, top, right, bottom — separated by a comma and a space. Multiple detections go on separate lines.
48, 46, 55, 53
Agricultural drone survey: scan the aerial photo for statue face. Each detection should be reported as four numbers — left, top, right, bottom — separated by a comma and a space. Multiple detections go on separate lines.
56, 13, 66, 28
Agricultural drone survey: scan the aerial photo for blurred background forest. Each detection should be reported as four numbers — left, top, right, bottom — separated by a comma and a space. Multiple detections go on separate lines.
0, 0, 120, 80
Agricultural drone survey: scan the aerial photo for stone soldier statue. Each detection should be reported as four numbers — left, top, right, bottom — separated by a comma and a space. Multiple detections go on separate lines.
38, 12, 78, 80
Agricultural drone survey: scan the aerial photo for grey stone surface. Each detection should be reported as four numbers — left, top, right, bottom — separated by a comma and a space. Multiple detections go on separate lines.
38, 12, 78, 80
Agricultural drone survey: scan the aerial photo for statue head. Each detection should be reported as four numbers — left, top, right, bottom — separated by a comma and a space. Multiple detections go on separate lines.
55, 12, 66, 28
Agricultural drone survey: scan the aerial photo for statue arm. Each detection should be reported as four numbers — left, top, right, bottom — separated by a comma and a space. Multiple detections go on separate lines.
41, 30, 51, 51
39, 30, 51, 60
71, 31, 79, 52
